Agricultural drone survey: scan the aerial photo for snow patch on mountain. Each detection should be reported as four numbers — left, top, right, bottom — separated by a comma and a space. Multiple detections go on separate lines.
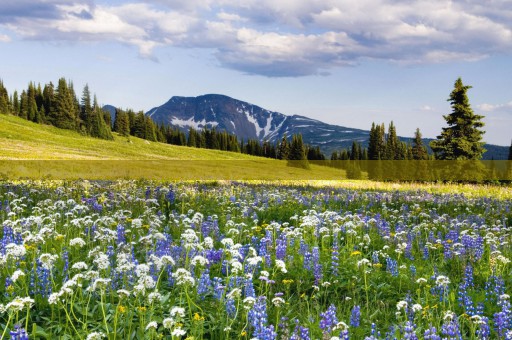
171, 117, 219, 129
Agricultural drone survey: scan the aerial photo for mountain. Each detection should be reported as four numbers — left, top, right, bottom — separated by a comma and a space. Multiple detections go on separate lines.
117, 93, 506, 160
146, 94, 369, 156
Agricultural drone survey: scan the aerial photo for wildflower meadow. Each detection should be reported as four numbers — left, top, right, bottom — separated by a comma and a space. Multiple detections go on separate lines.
0, 180, 511, 339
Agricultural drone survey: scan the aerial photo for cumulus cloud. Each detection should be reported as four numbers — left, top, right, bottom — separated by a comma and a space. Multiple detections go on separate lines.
477, 102, 512, 113
0, 34, 10, 42
1, 0, 512, 76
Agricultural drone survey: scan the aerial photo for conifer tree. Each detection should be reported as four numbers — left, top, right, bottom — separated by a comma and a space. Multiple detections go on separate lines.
385, 121, 398, 160
277, 134, 290, 160
288, 134, 307, 160
430, 78, 486, 160
144, 115, 157, 141
0, 80, 9, 114
12, 91, 20, 116
51, 78, 77, 130
80, 84, 92, 132
412, 128, 428, 160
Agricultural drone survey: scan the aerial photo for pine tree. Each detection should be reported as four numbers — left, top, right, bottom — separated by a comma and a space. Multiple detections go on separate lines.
385, 121, 398, 160
144, 115, 157, 141
277, 134, 290, 160
430, 78, 486, 160
288, 134, 307, 160
51, 78, 77, 130
412, 128, 428, 160
81, 84, 93, 133
0, 80, 9, 114
113, 108, 130, 136
12, 91, 20, 116
42, 83, 55, 119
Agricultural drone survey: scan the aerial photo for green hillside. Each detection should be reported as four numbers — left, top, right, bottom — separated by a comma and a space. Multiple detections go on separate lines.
0, 114, 261, 160
0, 114, 347, 180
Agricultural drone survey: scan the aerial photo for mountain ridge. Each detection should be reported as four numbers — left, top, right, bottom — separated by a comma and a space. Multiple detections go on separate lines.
107, 94, 508, 160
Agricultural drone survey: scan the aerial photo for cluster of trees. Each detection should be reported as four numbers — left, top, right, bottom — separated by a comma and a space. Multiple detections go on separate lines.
2, 77, 511, 171
111, 108, 315, 161
330, 124, 429, 162
0, 79, 113, 140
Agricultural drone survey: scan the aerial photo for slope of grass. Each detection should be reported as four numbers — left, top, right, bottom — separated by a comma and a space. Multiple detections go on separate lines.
0, 114, 262, 160
0, 114, 347, 180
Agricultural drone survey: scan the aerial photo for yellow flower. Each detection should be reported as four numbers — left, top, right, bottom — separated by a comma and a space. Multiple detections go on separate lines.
138, 306, 147, 313
55, 234, 65, 242
282, 279, 294, 285
241, 331, 247, 337
373, 263, 383, 268
193, 313, 205, 321
117, 305, 127, 314
350, 250, 362, 256
7, 285, 14, 293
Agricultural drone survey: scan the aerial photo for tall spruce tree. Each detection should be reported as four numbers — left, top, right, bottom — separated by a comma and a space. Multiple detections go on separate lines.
277, 134, 290, 160
80, 84, 92, 133
412, 128, 428, 160
51, 78, 77, 130
114, 108, 130, 136
0, 80, 9, 114
288, 134, 307, 160
385, 121, 398, 160
508, 140, 512, 160
430, 78, 486, 160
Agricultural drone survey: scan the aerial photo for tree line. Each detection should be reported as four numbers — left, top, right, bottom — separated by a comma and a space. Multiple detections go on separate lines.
0, 78, 316, 161
1, 77, 511, 165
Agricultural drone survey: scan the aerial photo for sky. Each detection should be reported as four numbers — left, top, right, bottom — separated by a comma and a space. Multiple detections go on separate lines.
0, 0, 511, 146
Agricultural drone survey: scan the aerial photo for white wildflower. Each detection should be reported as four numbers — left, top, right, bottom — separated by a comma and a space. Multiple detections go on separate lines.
396, 300, 408, 311
436, 275, 451, 287
275, 260, 287, 273
145, 321, 158, 331
11, 270, 25, 283
86, 332, 106, 340
163, 317, 175, 329
69, 237, 86, 247
39, 253, 58, 270
191, 255, 209, 267
272, 297, 285, 307
170, 306, 186, 318
172, 268, 195, 287
72, 262, 88, 271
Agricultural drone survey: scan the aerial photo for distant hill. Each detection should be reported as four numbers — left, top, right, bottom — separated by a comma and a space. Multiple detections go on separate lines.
142, 94, 508, 160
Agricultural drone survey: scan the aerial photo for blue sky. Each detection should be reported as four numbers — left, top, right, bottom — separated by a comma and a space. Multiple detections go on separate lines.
0, 0, 511, 146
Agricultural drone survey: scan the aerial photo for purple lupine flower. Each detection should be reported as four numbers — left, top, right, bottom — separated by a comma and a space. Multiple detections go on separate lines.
197, 269, 212, 297
116, 224, 126, 245
248, 296, 273, 339
275, 234, 287, 260
423, 326, 441, 340
386, 257, 398, 277
319, 304, 338, 334
441, 315, 462, 340
9, 325, 28, 340
331, 235, 340, 277
403, 321, 418, 340
476, 316, 491, 340
312, 247, 322, 284
350, 305, 361, 327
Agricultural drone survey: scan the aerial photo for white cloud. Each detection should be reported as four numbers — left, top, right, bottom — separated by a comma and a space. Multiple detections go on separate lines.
0, 34, 10, 42
1, 0, 512, 76
477, 102, 512, 113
